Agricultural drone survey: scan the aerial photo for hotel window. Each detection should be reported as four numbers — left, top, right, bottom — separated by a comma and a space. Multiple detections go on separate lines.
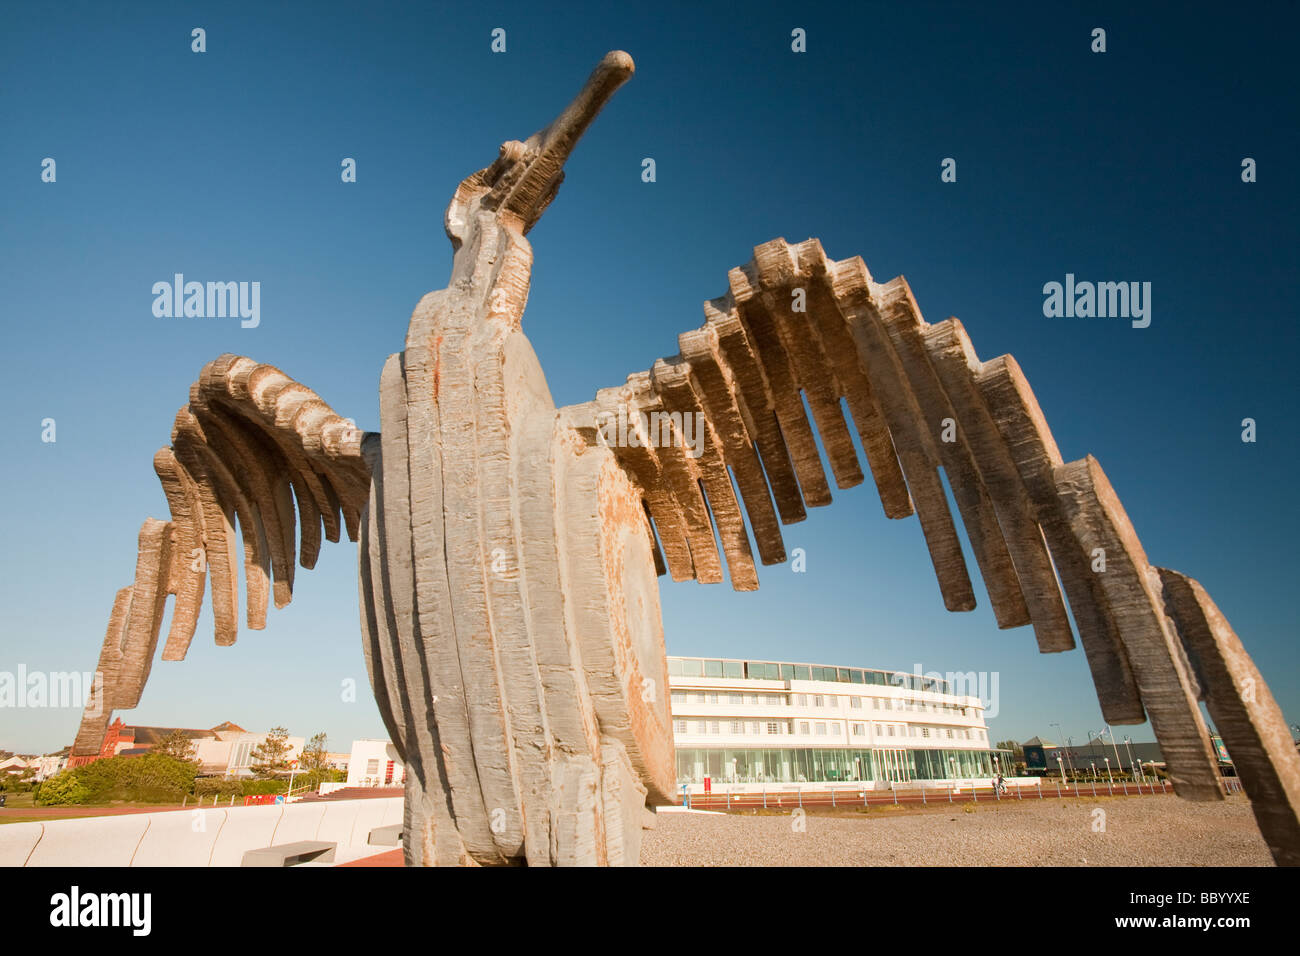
674, 720, 687, 734
850, 697, 862, 708
766, 722, 781, 735
813, 695, 823, 707
922, 727, 931, 738
729, 693, 743, 704
827, 695, 838, 707
887, 726, 895, 737
709, 721, 720, 735
731, 721, 744, 734
875, 724, 883, 735
796, 694, 807, 706
815, 723, 827, 735
366, 758, 380, 776
671, 691, 685, 704
746, 694, 760, 706
830, 723, 841, 735
706, 692, 718, 704
750, 722, 762, 735
799, 722, 810, 735
852, 723, 865, 736
946, 729, 954, 739
872, 698, 880, 710
908, 726, 917, 737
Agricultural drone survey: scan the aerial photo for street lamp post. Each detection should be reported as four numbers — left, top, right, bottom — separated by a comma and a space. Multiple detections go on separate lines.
1104, 757, 1112, 785
1057, 756, 1067, 789
1050, 722, 1068, 774
1106, 727, 1122, 771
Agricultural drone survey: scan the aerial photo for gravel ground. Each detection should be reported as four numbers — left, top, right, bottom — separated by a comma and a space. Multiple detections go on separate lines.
639, 793, 1273, 866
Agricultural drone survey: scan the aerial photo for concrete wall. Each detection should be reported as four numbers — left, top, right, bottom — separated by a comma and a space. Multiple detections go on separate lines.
1, 796, 402, 867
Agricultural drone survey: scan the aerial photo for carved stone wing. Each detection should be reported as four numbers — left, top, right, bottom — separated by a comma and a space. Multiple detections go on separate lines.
72, 354, 372, 755
559, 237, 1300, 864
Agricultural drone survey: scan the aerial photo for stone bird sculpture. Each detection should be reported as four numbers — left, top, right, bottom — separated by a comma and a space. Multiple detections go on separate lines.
72, 51, 1299, 866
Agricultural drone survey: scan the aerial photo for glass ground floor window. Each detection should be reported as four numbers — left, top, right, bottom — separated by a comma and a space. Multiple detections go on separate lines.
675, 747, 998, 785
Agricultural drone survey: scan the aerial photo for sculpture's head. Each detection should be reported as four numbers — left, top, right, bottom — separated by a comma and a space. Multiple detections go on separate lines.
444, 50, 635, 248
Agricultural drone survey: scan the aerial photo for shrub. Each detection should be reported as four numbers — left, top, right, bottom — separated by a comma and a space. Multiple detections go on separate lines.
193, 777, 244, 799
72, 753, 199, 803
36, 771, 90, 806
241, 778, 289, 795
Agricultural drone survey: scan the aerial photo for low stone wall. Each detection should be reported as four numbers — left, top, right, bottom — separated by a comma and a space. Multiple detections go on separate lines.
0, 796, 402, 867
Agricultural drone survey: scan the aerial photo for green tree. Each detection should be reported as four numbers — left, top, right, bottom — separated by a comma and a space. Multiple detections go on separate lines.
153, 728, 200, 764
300, 732, 329, 772
248, 727, 292, 777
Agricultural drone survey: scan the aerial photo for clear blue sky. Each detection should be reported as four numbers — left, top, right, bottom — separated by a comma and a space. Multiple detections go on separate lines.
2, 1, 1296, 755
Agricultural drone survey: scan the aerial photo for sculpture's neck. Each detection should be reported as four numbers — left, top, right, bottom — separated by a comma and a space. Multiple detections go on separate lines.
443, 211, 534, 339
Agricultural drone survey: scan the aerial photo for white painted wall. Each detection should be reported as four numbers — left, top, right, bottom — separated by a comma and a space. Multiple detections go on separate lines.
345, 739, 404, 787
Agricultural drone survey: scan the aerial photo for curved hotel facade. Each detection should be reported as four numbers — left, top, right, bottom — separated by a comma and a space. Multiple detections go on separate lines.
669, 656, 1009, 792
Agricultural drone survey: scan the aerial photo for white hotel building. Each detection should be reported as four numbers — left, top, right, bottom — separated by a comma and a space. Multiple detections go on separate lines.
669, 656, 1009, 791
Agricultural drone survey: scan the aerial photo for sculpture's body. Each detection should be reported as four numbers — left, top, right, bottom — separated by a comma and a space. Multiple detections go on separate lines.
361, 60, 675, 862
73, 52, 1300, 866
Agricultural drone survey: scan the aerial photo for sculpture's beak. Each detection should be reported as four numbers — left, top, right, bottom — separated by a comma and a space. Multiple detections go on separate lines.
496, 50, 634, 229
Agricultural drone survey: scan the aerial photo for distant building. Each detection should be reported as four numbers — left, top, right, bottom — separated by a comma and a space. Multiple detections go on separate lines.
0, 755, 33, 775
669, 655, 1008, 792
1026, 736, 1169, 776
346, 739, 404, 787
1, 749, 69, 781
67, 718, 304, 777
323, 751, 351, 772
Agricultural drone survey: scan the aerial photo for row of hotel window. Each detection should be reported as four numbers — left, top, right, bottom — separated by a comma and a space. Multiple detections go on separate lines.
673, 719, 986, 742
670, 690, 972, 717
667, 658, 951, 693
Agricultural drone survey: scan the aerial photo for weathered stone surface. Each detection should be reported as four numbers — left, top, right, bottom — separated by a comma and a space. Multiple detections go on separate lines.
71, 49, 1296, 867
72, 356, 370, 761
1157, 568, 1300, 865
1053, 457, 1220, 800
875, 277, 1030, 631
921, 320, 1075, 653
